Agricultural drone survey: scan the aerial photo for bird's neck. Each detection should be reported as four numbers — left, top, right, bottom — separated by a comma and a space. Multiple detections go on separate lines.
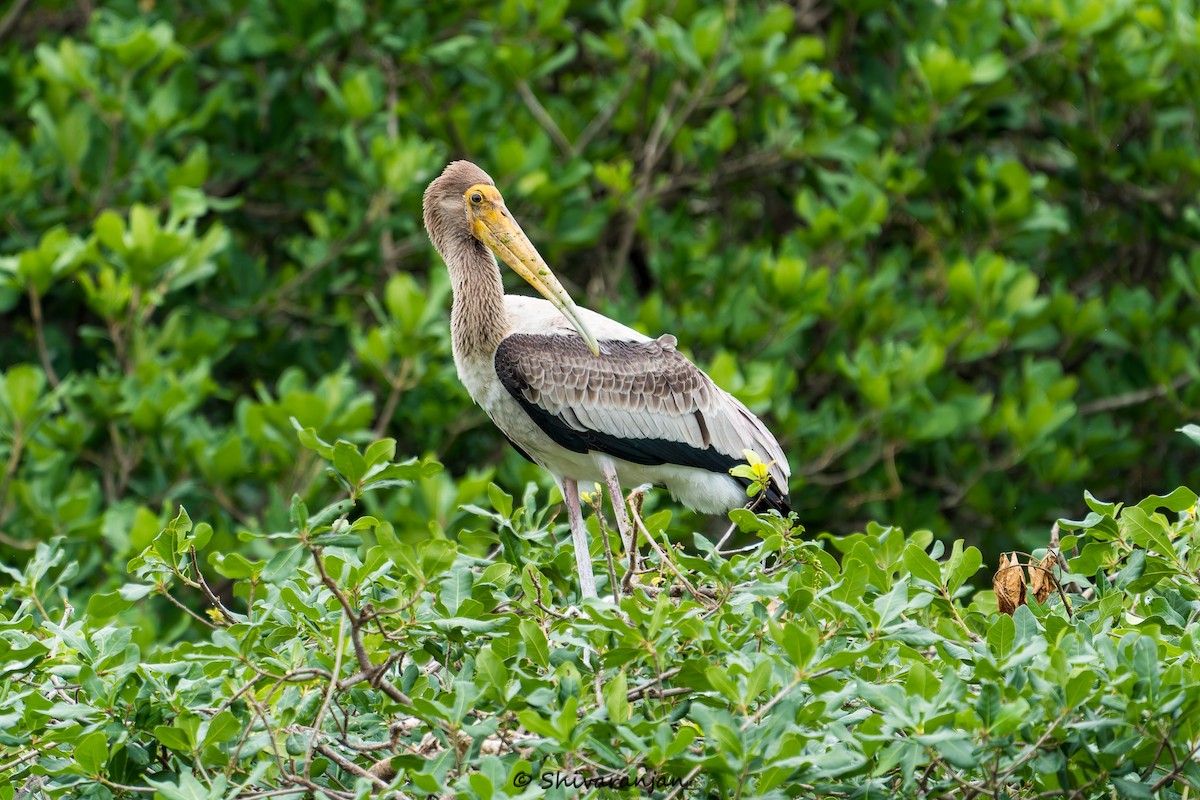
448, 236, 510, 360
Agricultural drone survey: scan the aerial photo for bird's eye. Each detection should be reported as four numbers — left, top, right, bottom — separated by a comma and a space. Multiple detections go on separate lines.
470, 192, 484, 204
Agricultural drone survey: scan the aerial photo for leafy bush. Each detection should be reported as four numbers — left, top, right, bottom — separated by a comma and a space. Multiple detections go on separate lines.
4, 429, 1200, 797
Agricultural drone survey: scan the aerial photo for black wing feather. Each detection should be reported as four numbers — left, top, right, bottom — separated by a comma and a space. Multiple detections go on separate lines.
494, 333, 789, 514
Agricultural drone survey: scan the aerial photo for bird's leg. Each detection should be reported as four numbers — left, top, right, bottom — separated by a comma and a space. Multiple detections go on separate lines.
597, 458, 636, 585
561, 479, 597, 599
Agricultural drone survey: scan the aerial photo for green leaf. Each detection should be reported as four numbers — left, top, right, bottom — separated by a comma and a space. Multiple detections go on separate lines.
488, 483, 513, 518
604, 670, 629, 724
1122, 507, 1176, 560
1135, 487, 1198, 514
1111, 777, 1155, 799
946, 545, 983, 594
331, 441, 368, 486
903, 544, 943, 587
872, 579, 909, 626
145, 771, 214, 800
3, 364, 46, 424
153, 724, 193, 752
85, 582, 154, 620
1069, 541, 1117, 574
476, 647, 509, 693
363, 437, 396, 467
203, 710, 241, 746
75, 730, 109, 775
1083, 490, 1118, 517
974, 681, 1003, 734
439, 567, 472, 616
208, 551, 263, 580
291, 420, 334, 458
987, 614, 1014, 659
519, 619, 549, 668
419, 538, 457, 578
263, 545, 305, 583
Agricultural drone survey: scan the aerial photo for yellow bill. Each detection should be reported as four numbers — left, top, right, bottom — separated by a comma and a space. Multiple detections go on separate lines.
465, 184, 601, 356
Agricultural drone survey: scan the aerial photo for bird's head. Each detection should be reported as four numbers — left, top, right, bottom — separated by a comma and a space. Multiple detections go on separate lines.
423, 160, 600, 355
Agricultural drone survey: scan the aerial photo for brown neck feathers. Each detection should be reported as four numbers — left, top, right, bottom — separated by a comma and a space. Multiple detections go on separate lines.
446, 235, 510, 360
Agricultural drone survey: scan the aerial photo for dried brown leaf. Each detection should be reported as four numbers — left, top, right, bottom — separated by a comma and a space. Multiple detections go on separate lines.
994, 552, 1027, 616
1030, 552, 1057, 604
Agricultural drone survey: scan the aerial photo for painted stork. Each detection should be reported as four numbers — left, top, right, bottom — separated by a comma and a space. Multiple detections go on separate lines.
422, 160, 789, 599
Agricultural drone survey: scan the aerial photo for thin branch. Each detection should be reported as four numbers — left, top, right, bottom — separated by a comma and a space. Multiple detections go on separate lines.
611, 0, 736, 274
311, 547, 414, 707
280, 773, 353, 800
1149, 738, 1200, 793
305, 614, 347, 779
371, 360, 411, 440
515, 80, 572, 158
529, 569, 567, 619
97, 777, 155, 793
157, 586, 219, 629
312, 743, 396, 792
27, 287, 60, 388
572, 51, 652, 156
629, 504, 709, 607
188, 546, 238, 624
1078, 374, 1194, 415
0, 0, 32, 41
0, 746, 44, 773
0, 428, 25, 523
599, 509, 622, 605
0, 529, 34, 550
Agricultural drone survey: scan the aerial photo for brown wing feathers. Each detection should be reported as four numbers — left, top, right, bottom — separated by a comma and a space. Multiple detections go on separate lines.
494, 333, 790, 510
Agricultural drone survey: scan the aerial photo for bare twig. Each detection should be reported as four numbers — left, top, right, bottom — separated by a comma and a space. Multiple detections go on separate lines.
371, 360, 411, 439
625, 666, 682, 699
629, 504, 709, 607
712, 519, 738, 554
574, 74, 639, 156
27, 288, 60, 388
188, 546, 238, 624
1078, 374, 1194, 415
0, 0, 32, 41
312, 742, 398, 792
1149, 738, 1200, 792
157, 586, 219, 629
515, 80, 572, 158
0, 746, 44, 774
0, 529, 34, 550
305, 615, 347, 779
598, 502, 622, 605
311, 547, 414, 707
529, 569, 568, 619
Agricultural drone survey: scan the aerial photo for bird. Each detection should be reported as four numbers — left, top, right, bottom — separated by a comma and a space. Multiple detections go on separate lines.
422, 160, 790, 600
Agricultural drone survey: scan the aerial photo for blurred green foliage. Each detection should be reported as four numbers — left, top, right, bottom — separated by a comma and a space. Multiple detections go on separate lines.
0, 0, 1198, 573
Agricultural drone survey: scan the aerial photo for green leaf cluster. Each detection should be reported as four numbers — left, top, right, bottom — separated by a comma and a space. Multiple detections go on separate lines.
4, 453, 1200, 797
